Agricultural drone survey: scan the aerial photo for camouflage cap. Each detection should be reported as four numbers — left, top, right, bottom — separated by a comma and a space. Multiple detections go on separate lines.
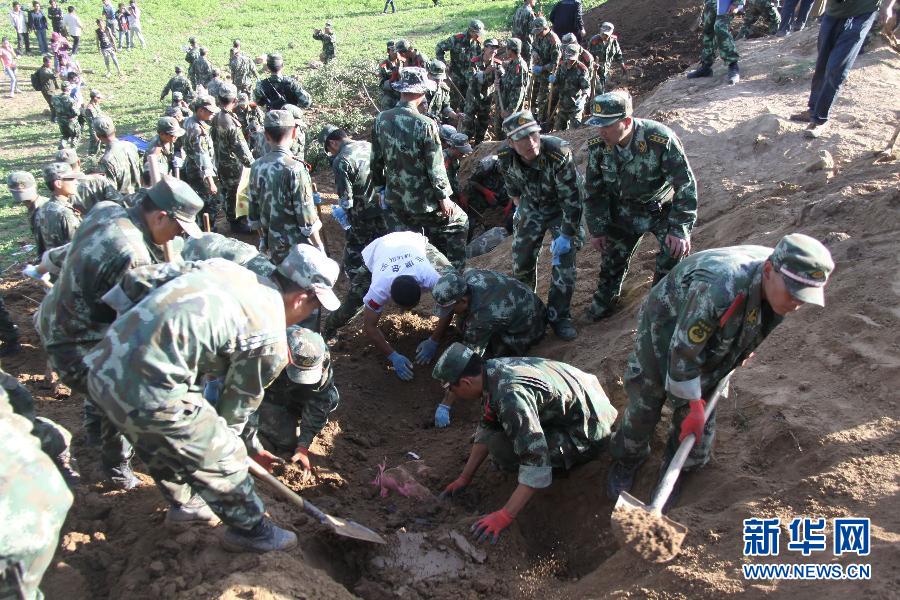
468, 19, 486, 34
276, 245, 341, 311
432, 342, 476, 384
264, 109, 294, 128
770, 233, 834, 307
174, 65, 183, 73
188, 36, 196, 44
282, 103, 305, 125
450, 132, 473, 154
60, 80, 70, 89
163, 106, 182, 118
89, 89, 103, 100
563, 43, 580, 59
392, 67, 436, 94
431, 271, 468, 317
484, 38, 500, 48
502, 110, 541, 141
531, 16, 548, 31
561, 33, 578, 45
157, 116, 186, 137
286, 326, 327, 385
318, 123, 340, 146
146, 175, 204, 238
193, 95, 220, 114
395, 39, 411, 53
506, 38, 522, 53
600, 22, 615, 35
387, 40, 395, 49
6, 171, 38, 202
439, 124, 457, 142
217, 82, 238, 101
266, 53, 284, 70
237, 92, 249, 105
172, 91, 184, 101
43, 162, 75, 188
585, 90, 632, 127
54, 147, 79, 167
426, 58, 447, 78
93, 115, 115, 137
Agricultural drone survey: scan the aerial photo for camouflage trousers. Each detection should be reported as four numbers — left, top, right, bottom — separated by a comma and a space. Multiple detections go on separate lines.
700, 3, 739, 66
589, 214, 681, 318
462, 98, 492, 146
343, 212, 393, 281
739, 0, 781, 37
608, 329, 721, 470
1, 368, 71, 461
101, 391, 266, 531
87, 129, 102, 157
477, 427, 604, 474
449, 72, 468, 111
0, 294, 18, 344
466, 305, 547, 358
185, 174, 222, 234
325, 242, 453, 334
218, 165, 243, 224
594, 71, 611, 96
512, 207, 579, 324
42, 91, 56, 121
394, 205, 468, 272
466, 226, 509, 259
531, 73, 552, 123
58, 119, 81, 149
554, 104, 584, 131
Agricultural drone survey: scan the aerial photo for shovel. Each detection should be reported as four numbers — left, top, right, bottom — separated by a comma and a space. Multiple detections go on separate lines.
246, 458, 387, 545
611, 371, 733, 563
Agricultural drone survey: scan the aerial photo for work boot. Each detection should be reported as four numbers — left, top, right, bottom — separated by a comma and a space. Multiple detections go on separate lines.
0, 339, 21, 357
606, 459, 644, 500
84, 424, 102, 447
105, 461, 141, 490
55, 450, 81, 487
804, 121, 830, 139
727, 62, 740, 85
166, 495, 221, 527
790, 109, 813, 123
686, 64, 713, 79
585, 304, 614, 323
222, 517, 298, 553
550, 319, 577, 341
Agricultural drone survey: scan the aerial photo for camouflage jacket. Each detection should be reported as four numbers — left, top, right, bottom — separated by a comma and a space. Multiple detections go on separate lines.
184, 46, 200, 70
377, 57, 401, 106
229, 52, 258, 90
212, 109, 254, 176
588, 35, 624, 76
532, 30, 561, 72
182, 232, 275, 278
84, 262, 288, 437
313, 31, 336, 59
583, 118, 697, 239
425, 81, 453, 121
638, 245, 782, 406
253, 74, 313, 111
454, 269, 547, 355
35, 195, 81, 255
511, 5, 536, 44
497, 56, 529, 115
466, 155, 508, 204
73, 173, 123, 213
182, 115, 216, 182
435, 32, 482, 78
52, 92, 79, 122
82, 101, 105, 130
99, 139, 142, 194
160, 74, 194, 101
371, 99, 453, 214
444, 150, 462, 197
248, 147, 319, 264
331, 139, 380, 219
497, 136, 582, 237
193, 57, 214, 87
554, 59, 591, 112
464, 55, 497, 107
144, 134, 176, 179
36, 66, 58, 94
474, 357, 617, 488
206, 77, 226, 100
35, 200, 170, 379
25, 196, 49, 244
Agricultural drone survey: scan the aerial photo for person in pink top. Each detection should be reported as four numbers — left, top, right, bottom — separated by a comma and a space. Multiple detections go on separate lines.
0, 37, 19, 97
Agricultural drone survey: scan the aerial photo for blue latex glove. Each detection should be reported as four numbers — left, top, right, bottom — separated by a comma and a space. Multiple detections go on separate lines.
434, 404, 451, 428
531, 64, 543, 75
203, 378, 222, 406
388, 351, 414, 381
548, 73, 556, 83
550, 234, 572, 266
312, 192, 322, 206
339, 196, 352, 210
415, 338, 439, 365
332, 206, 351, 230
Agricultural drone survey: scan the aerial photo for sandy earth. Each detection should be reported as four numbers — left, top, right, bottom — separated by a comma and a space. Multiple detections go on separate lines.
1, 1, 898, 598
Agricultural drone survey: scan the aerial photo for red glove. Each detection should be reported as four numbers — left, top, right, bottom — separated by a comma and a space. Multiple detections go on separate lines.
679, 399, 707, 446
250, 450, 282, 473
482, 189, 497, 205
471, 508, 514, 544
440, 474, 471, 498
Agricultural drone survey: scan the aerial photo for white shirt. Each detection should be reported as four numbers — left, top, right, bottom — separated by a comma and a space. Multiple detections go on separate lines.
362, 231, 440, 313
9, 9, 27, 33
127, 6, 141, 28
63, 13, 82, 36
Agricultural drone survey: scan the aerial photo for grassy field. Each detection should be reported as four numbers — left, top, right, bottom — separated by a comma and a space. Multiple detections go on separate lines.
0, 0, 606, 269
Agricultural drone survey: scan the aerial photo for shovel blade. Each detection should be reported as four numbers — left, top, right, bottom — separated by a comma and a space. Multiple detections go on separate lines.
611, 492, 688, 563
322, 513, 388, 545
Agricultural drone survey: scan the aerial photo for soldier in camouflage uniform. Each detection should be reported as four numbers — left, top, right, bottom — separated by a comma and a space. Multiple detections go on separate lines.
169, 91, 193, 120
395, 38, 428, 69
53, 148, 124, 213
444, 132, 472, 200
144, 116, 186, 181
212, 83, 254, 233
466, 154, 511, 223
94, 116, 142, 194
378, 42, 401, 110
583, 91, 698, 321
182, 95, 221, 231
35, 163, 82, 256
462, 38, 500, 146
6, 172, 48, 263
607, 235, 834, 502
511, 0, 537, 63
530, 17, 562, 123
435, 19, 485, 109
425, 59, 457, 124
688, 0, 743, 85
249, 110, 321, 264
588, 23, 626, 96
737, 0, 781, 38
35, 177, 204, 489
193, 46, 214, 88
496, 38, 529, 134
435, 343, 617, 543
253, 53, 313, 112
560, 33, 595, 74
205, 69, 226, 100
52, 82, 80, 148
313, 22, 336, 63
229, 40, 259, 95
85, 245, 340, 552
371, 67, 469, 272
552, 44, 591, 130
82, 89, 106, 156
36, 55, 59, 122
184, 37, 201, 87
320, 125, 392, 281
160, 65, 194, 102
0, 384, 73, 600
498, 110, 582, 341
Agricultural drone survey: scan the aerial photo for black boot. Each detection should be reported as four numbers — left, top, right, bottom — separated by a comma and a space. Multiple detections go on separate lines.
607, 459, 645, 500
728, 62, 740, 85
686, 64, 713, 79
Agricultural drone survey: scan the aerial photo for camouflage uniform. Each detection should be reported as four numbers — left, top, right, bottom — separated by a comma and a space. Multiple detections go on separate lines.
588, 34, 624, 95
34, 195, 81, 255
425, 79, 454, 124
497, 54, 529, 119
583, 118, 697, 318
435, 32, 483, 109
699, 0, 742, 68
0, 385, 73, 600
36, 65, 59, 122
371, 99, 468, 272
738, 0, 781, 37
185, 45, 201, 87
436, 269, 547, 356
82, 100, 106, 156
313, 30, 336, 63
497, 135, 582, 325
462, 55, 497, 146
73, 173, 123, 214
465, 155, 510, 219
160, 73, 194, 101
181, 232, 275, 278
330, 138, 391, 279
145, 135, 177, 179
553, 58, 591, 131
531, 28, 561, 123
99, 139, 142, 194
466, 227, 509, 259
84, 262, 287, 531
206, 76, 226, 100
183, 114, 220, 229
212, 107, 254, 224
193, 56, 214, 88
377, 56, 401, 110
0, 367, 72, 470
229, 52, 258, 95
53, 91, 81, 148
249, 147, 319, 265
511, 3, 537, 62
253, 74, 312, 112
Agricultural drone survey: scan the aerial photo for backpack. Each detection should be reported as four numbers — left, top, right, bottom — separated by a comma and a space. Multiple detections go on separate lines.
31, 69, 41, 91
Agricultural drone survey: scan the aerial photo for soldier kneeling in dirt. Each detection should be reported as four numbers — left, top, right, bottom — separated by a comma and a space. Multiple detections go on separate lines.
435, 343, 618, 544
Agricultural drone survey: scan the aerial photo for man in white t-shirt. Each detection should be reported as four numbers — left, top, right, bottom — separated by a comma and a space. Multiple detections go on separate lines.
324, 231, 454, 380
62, 6, 82, 53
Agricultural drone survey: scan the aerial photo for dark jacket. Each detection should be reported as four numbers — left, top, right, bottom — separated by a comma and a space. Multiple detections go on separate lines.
549, 0, 584, 42
29, 9, 48, 31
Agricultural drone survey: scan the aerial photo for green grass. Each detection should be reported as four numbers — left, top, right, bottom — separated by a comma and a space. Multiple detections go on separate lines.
0, 0, 608, 270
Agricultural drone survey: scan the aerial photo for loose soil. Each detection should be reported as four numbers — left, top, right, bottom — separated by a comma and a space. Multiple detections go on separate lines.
611, 506, 685, 564
1, 3, 898, 599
